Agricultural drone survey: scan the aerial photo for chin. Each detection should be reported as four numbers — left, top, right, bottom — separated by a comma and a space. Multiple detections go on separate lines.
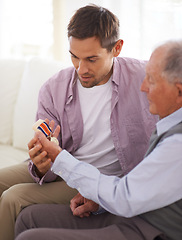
149, 106, 157, 116
80, 81, 97, 88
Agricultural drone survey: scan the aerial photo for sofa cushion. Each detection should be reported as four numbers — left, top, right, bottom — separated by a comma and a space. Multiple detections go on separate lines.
13, 57, 63, 151
0, 59, 26, 145
0, 144, 29, 169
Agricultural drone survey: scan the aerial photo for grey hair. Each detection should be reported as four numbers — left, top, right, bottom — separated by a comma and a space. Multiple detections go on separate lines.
161, 40, 182, 83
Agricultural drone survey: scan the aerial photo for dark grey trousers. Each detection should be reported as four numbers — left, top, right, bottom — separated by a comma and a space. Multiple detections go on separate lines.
15, 204, 164, 240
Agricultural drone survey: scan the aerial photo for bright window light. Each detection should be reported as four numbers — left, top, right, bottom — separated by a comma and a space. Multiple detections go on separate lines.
0, 0, 53, 58
0, 0, 181, 62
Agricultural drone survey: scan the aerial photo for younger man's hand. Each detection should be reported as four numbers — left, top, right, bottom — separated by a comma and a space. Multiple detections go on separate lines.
28, 136, 51, 177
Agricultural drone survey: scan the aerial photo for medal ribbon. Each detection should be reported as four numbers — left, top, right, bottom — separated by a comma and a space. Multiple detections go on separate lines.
37, 122, 52, 137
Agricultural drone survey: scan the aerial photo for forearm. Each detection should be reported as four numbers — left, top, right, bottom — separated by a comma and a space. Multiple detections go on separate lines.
51, 150, 131, 216
51, 142, 182, 218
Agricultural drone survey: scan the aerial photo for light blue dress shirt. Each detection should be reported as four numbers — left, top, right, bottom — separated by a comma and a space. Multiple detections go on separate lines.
51, 108, 182, 217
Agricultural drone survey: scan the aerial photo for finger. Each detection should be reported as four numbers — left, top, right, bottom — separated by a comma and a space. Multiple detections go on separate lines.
36, 157, 52, 173
42, 119, 60, 139
32, 151, 50, 169
44, 118, 54, 133
70, 192, 84, 206
36, 131, 49, 147
80, 212, 91, 218
49, 120, 55, 132
70, 200, 79, 213
33, 151, 48, 165
72, 203, 90, 217
53, 125, 61, 138
29, 144, 42, 159
44, 118, 50, 124
83, 199, 99, 213
30, 152, 47, 169
49, 120, 60, 138
70, 193, 84, 212
28, 136, 39, 150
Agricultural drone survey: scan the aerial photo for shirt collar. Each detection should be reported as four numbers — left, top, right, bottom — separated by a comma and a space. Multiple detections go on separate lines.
112, 58, 120, 86
156, 107, 182, 136
66, 69, 78, 104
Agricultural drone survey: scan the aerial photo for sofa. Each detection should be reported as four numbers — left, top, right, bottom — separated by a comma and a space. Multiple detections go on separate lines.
0, 57, 67, 169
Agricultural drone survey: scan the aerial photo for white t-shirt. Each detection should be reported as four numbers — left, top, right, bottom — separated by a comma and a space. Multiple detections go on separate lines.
74, 77, 122, 177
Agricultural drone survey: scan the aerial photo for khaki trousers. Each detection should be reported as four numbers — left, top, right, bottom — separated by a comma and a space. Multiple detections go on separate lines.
0, 161, 77, 240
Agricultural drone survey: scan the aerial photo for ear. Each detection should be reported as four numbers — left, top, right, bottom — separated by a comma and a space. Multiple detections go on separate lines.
113, 39, 124, 57
175, 83, 182, 104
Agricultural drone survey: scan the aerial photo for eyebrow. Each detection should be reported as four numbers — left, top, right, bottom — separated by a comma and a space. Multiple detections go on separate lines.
69, 50, 98, 60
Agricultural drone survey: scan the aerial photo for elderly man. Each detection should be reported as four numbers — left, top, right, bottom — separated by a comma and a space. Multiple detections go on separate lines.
15, 40, 182, 240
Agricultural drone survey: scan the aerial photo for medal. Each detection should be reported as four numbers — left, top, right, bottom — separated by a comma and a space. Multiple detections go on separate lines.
32, 119, 59, 145
50, 137, 59, 145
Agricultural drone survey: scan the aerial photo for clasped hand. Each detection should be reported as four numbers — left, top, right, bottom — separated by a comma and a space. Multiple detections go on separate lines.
28, 119, 61, 177
70, 193, 99, 218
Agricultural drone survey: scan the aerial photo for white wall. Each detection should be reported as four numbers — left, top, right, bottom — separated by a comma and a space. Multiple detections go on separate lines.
0, 0, 182, 62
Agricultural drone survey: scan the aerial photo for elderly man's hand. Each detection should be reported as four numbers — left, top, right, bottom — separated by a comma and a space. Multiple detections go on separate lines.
70, 193, 99, 218
35, 131, 62, 162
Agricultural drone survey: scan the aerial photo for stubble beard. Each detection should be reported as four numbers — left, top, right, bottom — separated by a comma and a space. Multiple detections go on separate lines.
79, 79, 100, 88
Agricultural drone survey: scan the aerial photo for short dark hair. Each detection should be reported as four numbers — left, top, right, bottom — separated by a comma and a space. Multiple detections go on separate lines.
67, 4, 120, 51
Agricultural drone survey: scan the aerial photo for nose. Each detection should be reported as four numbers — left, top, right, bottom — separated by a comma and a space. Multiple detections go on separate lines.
77, 60, 88, 75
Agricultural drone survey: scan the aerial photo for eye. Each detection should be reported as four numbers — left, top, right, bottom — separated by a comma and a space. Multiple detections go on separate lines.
148, 77, 155, 84
146, 74, 153, 84
71, 54, 78, 59
89, 59, 96, 63
88, 58, 97, 63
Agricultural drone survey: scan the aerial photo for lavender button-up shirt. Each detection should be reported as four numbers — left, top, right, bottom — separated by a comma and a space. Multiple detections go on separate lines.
29, 57, 158, 184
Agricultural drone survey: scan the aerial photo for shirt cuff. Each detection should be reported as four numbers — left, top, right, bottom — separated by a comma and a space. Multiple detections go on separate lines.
51, 150, 100, 203
51, 149, 80, 182
28, 160, 42, 184
29, 160, 57, 185
92, 205, 107, 215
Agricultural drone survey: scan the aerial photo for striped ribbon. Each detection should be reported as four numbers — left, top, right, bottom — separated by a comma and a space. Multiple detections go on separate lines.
37, 122, 52, 137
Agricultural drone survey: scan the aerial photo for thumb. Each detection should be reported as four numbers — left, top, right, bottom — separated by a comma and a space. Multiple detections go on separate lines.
53, 125, 61, 138
73, 204, 89, 216
73, 207, 80, 216
36, 131, 49, 146
73, 201, 94, 217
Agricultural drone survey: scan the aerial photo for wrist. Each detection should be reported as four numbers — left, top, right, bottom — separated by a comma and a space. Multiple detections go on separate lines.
52, 146, 62, 162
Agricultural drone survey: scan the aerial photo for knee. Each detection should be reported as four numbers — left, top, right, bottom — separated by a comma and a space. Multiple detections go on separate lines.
15, 208, 50, 240
15, 204, 42, 238
1, 184, 27, 215
15, 229, 37, 240
2, 184, 23, 203
15, 207, 31, 238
